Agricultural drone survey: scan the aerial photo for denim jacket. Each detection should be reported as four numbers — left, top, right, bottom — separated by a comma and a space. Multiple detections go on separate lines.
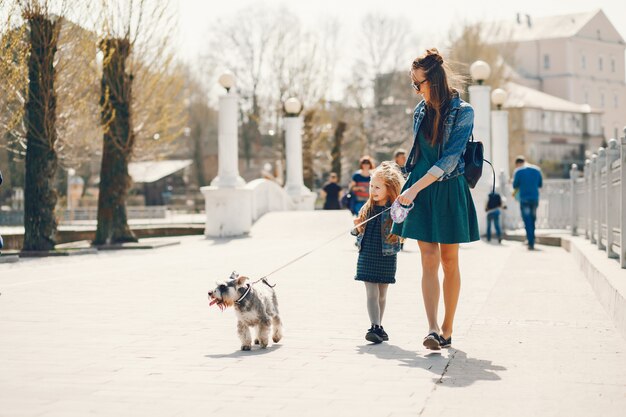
405, 91, 474, 181
352, 207, 401, 256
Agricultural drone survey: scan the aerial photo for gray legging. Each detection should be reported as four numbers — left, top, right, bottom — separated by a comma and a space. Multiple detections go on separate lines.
364, 282, 389, 326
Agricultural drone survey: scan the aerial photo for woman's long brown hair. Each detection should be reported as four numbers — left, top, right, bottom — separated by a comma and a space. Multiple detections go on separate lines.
412, 48, 454, 146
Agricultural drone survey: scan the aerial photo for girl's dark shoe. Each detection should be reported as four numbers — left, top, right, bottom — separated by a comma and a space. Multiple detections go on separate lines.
423, 332, 441, 350
377, 326, 389, 341
439, 335, 452, 348
365, 325, 383, 344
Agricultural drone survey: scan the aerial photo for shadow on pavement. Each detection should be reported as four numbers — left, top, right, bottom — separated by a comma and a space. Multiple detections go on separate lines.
437, 349, 507, 387
357, 344, 506, 387
205, 344, 282, 358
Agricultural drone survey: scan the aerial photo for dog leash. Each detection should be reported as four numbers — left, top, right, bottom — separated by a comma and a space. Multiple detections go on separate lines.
250, 207, 392, 286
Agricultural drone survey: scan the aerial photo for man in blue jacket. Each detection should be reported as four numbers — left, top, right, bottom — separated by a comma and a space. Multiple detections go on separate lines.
513, 156, 543, 250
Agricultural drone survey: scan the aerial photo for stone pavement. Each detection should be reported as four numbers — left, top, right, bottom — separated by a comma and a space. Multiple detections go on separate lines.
0, 211, 624, 417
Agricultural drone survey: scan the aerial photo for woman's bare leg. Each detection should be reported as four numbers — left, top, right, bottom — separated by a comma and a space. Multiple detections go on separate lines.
440, 243, 460, 339
418, 240, 441, 334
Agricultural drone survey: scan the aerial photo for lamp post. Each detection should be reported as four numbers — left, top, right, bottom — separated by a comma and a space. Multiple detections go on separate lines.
211, 72, 245, 188
468, 60, 492, 236
283, 97, 315, 210
201, 72, 252, 237
283, 97, 304, 196
469, 60, 492, 161
490, 88, 509, 180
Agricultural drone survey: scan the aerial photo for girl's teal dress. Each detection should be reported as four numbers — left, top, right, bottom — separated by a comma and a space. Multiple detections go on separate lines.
391, 126, 480, 244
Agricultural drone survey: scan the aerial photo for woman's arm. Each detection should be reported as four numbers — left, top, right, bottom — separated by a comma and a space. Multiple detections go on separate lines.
397, 173, 438, 205
427, 106, 475, 179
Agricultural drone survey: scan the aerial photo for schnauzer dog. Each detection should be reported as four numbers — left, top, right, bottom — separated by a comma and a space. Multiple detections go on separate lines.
208, 272, 283, 351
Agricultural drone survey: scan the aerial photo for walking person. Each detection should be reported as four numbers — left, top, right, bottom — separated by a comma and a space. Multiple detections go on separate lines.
393, 48, 479, 350
512, 156, 543, 250
320, 172, 342, 210
352, 162, 404, 344
349, 156, 374, 215
394, 149, 407, 177
485, 189, 505, 243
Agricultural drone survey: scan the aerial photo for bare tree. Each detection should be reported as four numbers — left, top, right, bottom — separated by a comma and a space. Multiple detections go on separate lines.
446, 22, 516, 94
94, 0, 186, 245
207, 5, 282, 167
345, 13, 417, 161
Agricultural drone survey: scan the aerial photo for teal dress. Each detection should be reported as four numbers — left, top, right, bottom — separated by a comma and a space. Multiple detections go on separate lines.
391, 127, 480, 244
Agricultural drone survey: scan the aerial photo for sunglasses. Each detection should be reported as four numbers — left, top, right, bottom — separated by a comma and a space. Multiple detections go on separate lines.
411, 79, 428, 92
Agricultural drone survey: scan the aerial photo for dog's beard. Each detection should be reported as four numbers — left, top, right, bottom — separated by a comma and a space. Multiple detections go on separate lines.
209, 296, 234, 311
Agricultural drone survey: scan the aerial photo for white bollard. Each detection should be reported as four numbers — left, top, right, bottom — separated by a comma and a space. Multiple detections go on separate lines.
469, 84, 492, 236
284, 115, 315, 210
491, 110, 510, 180
202, 88, 251, 237
211, 92, 245, 188
469, 85, 492, 161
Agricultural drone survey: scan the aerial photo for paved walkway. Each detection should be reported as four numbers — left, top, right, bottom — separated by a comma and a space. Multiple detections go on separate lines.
0, 211, 624, 417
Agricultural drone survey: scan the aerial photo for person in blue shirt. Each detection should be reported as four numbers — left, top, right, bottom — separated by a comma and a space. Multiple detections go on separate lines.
512, 156, 543, 250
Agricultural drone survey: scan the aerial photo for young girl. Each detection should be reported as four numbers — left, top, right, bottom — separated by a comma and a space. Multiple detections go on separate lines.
353, 162, 404, 344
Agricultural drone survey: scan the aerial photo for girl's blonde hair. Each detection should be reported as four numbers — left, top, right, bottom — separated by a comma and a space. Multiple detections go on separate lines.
356, 161, 405, 242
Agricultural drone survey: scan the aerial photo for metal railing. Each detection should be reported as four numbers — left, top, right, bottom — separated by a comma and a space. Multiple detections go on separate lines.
569, 133, 626, 267
497, 129, 626, 268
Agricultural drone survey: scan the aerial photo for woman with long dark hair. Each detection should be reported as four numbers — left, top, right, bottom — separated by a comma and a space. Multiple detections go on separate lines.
393, 48, 479, 350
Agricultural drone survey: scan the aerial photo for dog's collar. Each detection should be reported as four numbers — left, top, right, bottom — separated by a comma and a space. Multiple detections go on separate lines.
235, 284, 251, 304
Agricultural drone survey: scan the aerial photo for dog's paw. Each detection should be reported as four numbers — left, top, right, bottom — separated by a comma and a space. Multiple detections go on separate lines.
254, 339, 259, 345
259, 341, 268, 349
241, 345, 251, 351
272, 334, 282, 343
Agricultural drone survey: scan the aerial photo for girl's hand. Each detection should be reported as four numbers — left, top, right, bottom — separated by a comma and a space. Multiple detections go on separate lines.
397, 187, 418, 206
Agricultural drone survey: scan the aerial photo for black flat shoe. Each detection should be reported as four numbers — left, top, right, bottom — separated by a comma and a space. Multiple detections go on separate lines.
423, 332, 441, 350
439, 335, 452, 348
365, 325, 383, 344
377, 326, 389, 341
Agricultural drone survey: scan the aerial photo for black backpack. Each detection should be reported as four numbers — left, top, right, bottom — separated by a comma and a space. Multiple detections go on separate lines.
463, 134, 495, 191
486, 192, 502, 210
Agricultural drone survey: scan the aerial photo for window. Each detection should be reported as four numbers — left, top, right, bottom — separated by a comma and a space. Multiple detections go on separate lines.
584, 90, 589, 104
581, 54, 586, 69
543, 54, 550, 69
599, 57, 603, 71
600, 93, 605, 108
611, 58, 616, 73
615, 95, 619, 109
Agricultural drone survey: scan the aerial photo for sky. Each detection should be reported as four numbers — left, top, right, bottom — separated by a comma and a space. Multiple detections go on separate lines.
175, 0, 626, 98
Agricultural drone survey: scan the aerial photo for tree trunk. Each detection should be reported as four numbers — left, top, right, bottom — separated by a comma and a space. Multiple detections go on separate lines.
22, 15, 60, 252
302, 109, 315, 189
94, 38, 137, 245
332, 121, 346, 182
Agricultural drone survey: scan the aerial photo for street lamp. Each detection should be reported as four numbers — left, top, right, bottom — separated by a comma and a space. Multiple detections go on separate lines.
490, 87, 510, 188
470, 60, 491, 85
218, 72, 235, 93
491, 88, 507, 110
282, 96, 314, 209
284, 97, 302, 115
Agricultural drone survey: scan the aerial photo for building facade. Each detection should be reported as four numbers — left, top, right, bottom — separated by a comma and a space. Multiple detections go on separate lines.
490, 9, 626, 142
